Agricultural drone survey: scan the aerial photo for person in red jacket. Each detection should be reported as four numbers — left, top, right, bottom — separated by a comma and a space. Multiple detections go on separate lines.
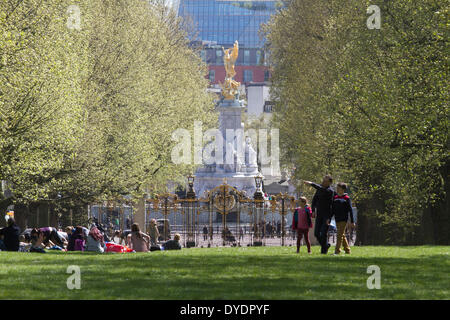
292, 197, 313, 254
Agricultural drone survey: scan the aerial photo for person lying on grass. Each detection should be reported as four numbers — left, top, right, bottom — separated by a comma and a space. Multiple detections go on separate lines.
162, 233, 182, 250
30, 227, 66, 248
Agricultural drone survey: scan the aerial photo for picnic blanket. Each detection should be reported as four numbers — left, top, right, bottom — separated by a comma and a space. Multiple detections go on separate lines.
105, 242, 134, 253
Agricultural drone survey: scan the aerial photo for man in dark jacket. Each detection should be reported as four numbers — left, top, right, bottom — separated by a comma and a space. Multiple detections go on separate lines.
304, 175, 335, 254
0, 218, 21, 251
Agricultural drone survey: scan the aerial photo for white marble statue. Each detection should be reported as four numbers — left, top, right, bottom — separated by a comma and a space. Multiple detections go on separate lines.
245, 137, 258, 171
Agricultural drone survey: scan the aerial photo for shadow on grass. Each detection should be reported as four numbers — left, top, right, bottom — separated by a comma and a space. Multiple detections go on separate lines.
0, 248, 448, 299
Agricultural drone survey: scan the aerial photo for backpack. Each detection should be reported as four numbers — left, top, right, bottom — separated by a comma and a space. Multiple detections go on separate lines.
74, 239, 85, 251
293, 206, 312, 229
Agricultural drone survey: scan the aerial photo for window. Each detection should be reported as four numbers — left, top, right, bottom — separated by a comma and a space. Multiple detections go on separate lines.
244, 50, 250, 65
256, 50, 262, 65
216, 50, 223, 65
243, 69, 253, 83
209, 69, 215, 82
200, 50, 206, 63
264, 70, 270, 82
264, 101, 274, 113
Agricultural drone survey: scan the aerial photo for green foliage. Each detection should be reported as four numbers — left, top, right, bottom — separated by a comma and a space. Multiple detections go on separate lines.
0, 1, 215, 213
264, 0, 449, 244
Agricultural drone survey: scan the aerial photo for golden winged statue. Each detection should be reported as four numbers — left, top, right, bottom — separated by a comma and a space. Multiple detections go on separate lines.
220, 40, 241, 100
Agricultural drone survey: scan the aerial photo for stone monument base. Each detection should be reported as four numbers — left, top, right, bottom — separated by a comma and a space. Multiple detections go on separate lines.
194, 174, 257, 199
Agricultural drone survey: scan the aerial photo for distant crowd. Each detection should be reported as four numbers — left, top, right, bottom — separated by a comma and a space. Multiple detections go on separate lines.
0, 218, 181, 253
1, 175, 355, 255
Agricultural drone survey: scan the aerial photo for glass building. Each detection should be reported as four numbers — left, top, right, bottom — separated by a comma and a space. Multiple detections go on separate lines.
177, 0, 281, 49
176, 1, 281, 85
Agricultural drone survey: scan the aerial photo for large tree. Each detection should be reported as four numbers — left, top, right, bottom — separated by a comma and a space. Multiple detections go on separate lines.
265, 0, 449, 244
0, 0, 216, 227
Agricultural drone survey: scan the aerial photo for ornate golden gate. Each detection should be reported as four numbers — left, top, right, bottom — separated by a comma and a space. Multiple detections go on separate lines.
145, 176, 299, 248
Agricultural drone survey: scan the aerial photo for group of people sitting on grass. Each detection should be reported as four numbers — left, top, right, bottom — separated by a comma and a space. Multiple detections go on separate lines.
292, 175, 356, 255
0, 218, 181, 253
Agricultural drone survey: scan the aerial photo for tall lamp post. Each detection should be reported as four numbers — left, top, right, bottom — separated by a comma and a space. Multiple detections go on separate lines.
187, 175, 196, 199
186, 175, 197, 248
253, 173, 264, 246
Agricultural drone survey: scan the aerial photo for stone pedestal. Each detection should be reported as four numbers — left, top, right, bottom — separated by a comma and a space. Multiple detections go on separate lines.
194, 174, 256, 199
195, 98, 261, 197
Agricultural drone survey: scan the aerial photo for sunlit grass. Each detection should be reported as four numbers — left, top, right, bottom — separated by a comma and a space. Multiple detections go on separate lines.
0, 246, 448, 299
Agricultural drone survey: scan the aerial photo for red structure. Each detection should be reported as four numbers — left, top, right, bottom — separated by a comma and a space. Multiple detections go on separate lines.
207, 65, 269, 85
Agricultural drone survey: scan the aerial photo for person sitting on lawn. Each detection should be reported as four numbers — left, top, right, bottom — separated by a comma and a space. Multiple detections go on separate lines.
0, 217, 21, 251
127, 223, 150, 252
18, 235, 32, 252
30, 231, 47, 253
67, 226, 85, 251
65, 226, 73, 243
112, 230, 122, 244
163, 233, 182, 250
148, 219, 159, 246
85, 226, 106, 253
120, 229, 132, 246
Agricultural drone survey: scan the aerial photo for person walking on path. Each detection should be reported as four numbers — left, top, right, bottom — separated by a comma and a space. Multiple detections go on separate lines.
203, 225, 208, 241
127, 223, 150, 252
292, 197, 313, 254
304, 175, 335, 254
148, 219, 160, 246
330, 182, 355, 255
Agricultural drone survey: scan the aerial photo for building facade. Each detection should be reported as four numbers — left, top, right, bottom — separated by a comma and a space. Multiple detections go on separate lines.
177, 0, 281, 88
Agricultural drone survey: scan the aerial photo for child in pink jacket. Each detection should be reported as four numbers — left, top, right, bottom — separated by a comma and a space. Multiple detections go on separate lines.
292, 197, 313, 254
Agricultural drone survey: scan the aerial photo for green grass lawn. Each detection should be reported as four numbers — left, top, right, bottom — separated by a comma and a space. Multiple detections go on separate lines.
0, 246, 448, 300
